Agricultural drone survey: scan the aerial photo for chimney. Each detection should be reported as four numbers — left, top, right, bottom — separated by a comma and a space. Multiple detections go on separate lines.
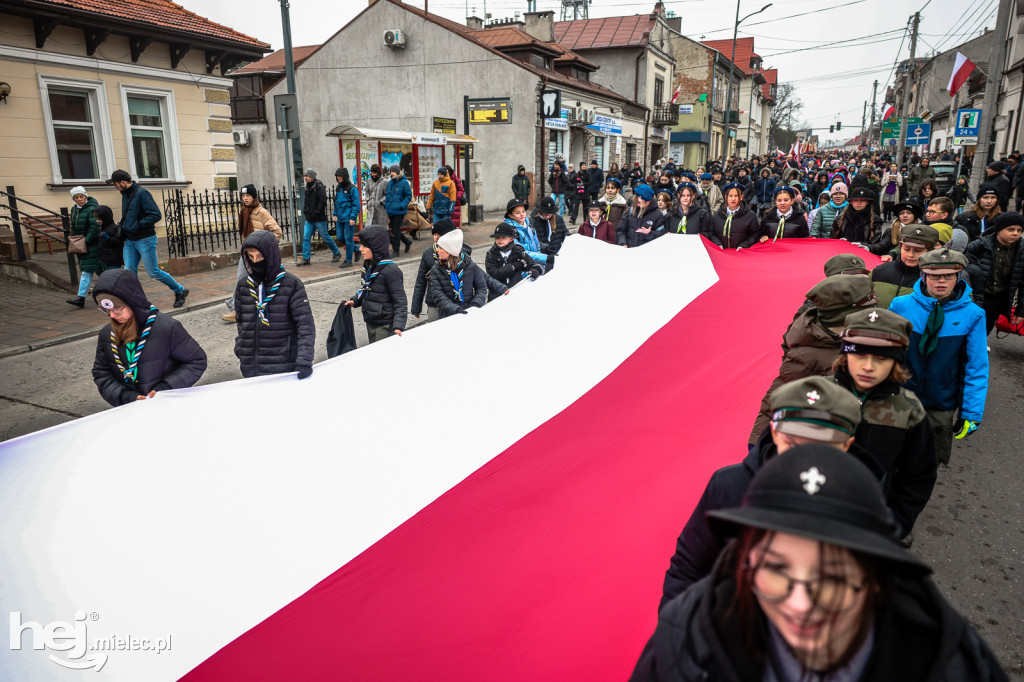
466, 15, 484, 30
523, 10, 554, 42
666, 16, 681, 32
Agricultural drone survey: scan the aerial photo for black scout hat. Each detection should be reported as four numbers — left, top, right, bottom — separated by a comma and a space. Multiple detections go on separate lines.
489, 223, 517, 239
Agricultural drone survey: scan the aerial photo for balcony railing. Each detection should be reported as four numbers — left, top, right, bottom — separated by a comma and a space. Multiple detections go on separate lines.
652, 103, 679, 126
230, 96, 267, 123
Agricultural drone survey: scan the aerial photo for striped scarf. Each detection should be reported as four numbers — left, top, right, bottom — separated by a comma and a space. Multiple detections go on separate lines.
248, 270, 286, 326
110, 305, 157, 384
356, 259, 395, 302
447, 253, 466, 303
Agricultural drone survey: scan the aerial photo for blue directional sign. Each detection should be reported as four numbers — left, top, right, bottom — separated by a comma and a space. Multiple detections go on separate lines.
955, 109, 981, 137
906, 122, 931, 146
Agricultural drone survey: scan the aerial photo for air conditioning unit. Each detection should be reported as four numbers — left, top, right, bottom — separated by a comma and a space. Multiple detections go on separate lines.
584, 109, 596, 123
232, 130, 249, 146
384, 30, 407, 48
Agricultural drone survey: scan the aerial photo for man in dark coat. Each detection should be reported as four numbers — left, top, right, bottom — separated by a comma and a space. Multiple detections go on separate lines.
91, 269, 206, 406
587, 160, 605, 203
985, 161, 1013, 211
299, 168, 341, 265
234, 230, 315, 377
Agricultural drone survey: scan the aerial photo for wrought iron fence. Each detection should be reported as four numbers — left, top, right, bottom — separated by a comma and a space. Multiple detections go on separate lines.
162, 186, 337, 258
1, 185, 78, 285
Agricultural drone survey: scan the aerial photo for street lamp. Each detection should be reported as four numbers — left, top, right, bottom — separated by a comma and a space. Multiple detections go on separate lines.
725, 2, 771, 161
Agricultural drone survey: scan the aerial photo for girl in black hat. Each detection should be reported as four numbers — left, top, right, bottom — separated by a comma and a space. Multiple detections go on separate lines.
485, 223, 542, 299
633, 445, 1008, 682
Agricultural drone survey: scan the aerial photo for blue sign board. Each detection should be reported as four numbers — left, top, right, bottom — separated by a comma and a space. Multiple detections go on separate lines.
588, 114, 622, 135
955, 109, 981, 137
906, 123, 931, 146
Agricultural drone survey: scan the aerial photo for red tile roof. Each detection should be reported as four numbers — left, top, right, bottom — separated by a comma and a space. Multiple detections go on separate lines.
761, 68, 778, 101
702, 37, 756, 74
469, 27, 559, 56
42, 0, 270, 50
553, 16, 656, 50
546, 41, 599, 70
232, 46, 321, 74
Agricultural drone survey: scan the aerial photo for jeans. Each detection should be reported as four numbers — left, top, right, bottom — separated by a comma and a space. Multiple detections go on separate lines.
432, 210, 452, 224
339, 219, 356, 261
77, 270, 94, 297
123, 235, 182, 292
551, 193, 565, 215
302, 220, 338, 261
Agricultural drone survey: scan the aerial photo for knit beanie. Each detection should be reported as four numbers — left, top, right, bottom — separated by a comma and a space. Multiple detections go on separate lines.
437, 229, 464, 256
431, 218, 457, 236
70, 186, 88, 198
303, 169, 317, 179
390, 164, 401, 174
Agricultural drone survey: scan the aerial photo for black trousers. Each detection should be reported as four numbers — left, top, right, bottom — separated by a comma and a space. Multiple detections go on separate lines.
984, 292, 1011, 335
388, 213, 410, 253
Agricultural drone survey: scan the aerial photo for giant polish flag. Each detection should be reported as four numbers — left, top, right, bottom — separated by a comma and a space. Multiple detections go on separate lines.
0, 236, 878, 680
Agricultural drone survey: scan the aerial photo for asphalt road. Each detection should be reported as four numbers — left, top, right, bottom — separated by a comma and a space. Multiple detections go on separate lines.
0, 261, 1022, 676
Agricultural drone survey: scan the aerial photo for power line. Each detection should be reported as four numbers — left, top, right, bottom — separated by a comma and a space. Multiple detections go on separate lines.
753, 28, 902, 52
760, 31, 903, 58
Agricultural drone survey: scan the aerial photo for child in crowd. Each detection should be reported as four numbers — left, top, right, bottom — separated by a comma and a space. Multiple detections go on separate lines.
485, 223, 543, 300
428, 229, 489, 317
343, 224, 408, 343
578, 202, 616, 243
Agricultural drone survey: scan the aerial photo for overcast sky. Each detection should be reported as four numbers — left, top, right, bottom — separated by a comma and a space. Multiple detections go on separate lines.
199, 0, 998, 145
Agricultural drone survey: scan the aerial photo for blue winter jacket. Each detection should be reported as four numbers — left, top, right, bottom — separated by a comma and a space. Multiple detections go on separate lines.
754, 177, 777, 203
120, 182, 162, 240
889, 279, 988, 421
384, 176, 412, 217
333, 184, 360, 225
506, 217, 548, 264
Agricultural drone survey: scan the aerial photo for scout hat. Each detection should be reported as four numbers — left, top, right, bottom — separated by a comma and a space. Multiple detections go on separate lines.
823, 254, 869, 277
634, 184, 655, 201
898, 224, 940, 248
767, 376, 862, 444
489, 223, 517, 239
806, 275, 877, 326
849, 186, 876, 202
504, 198, 527, 218
708, 444, 931, 574
773, 185, 796, 199
840, 309, 911, 360
586, 201, 604, 212
893, 201, 923, 220
918, 248, 967, 275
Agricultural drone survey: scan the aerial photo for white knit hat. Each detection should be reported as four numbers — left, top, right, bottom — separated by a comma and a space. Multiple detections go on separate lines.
437, 229, 464, 256
70, 186, 88, 198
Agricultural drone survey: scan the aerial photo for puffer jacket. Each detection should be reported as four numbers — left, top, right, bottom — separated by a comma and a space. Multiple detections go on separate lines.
617, 204, 667, 248
529, 212, 569, 257
707, 204, 760, 249
70, 196, 104, 274
119, 182, 161, 240
634, 544, 1011, 682
871, 256, 921, 309
509, 217, 550, 266
241, 204, 283, 241
426, 170, 456, 216
384, 175, 412, 217
485, 241, 539, 300
449, 173, 465, 228
758, 205, 809, 240
953, 209, 990, 243
233, 231, 315, 378
427, 252, 488, 317
91, 269, 206, 406
512, 167, 531, 202
810, 200, 847, 238
965, 231, 1024, 317
411, 243, 439, 316
832, 204, 886, 254
833, 366, 936, 538
349, 224, 408, 330
753, 175, 776, 202
889, 279, 988, 420
665, 203, 710, 236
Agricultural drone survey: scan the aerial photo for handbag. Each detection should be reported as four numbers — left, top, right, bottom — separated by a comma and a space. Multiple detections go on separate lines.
994, 308, 1024, 337
68, 234, 88, 254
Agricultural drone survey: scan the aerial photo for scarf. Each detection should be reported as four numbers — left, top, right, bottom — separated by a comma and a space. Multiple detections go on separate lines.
723, 212, 733, 244
109, 305, 157, 384
239, 200, 260, 239
446, 253, 467, 303
829, 198, 849, 211
248, 270, 285, 326
355, 259, 396, 303
919, 297, 945, 356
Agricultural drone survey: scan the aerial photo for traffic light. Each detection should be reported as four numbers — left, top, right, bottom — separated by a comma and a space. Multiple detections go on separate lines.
836, 122, 842, 130
830, 125, 835, 133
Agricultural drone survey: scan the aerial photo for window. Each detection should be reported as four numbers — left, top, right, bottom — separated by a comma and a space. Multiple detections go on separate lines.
119, 85, 182, 182
39, 75, 114, 183
547, 130, 563, 166
593, 136, 605, 168
654, 78, 664, 106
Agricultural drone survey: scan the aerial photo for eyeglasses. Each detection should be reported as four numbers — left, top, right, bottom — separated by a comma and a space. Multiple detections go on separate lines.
751, 564, 866, 612
924, 209, 942, 216
97, 304, 127, 316
924, 272, 958, 281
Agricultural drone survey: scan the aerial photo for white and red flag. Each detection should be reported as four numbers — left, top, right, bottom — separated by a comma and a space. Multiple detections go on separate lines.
882, 104, 896, 120
947, 52, 977, 97
669, 84, 681, 104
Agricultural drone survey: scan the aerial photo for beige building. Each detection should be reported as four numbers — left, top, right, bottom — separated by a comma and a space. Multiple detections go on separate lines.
0, 0, 268, 222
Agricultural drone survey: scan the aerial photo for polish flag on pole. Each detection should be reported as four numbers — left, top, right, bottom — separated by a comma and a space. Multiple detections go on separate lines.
669, 84, 681, 104
947, 52, 977, 97
882, 104, 896, 120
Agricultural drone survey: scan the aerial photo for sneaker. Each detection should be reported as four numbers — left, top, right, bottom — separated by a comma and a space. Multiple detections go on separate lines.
173, 288, 190, 308
221, 311, 236, 323
404, 241, 411, 253
331, 253, 341, 263
354, 250, 361, 262
339, 260, 354, 268
297, 259, 310, 267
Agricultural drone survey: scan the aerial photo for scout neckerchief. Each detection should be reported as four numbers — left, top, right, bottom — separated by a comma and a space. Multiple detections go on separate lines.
356, 258, 396, 302
773, 208, 793, 242
447, 253, 466, 303
110, 305, 157, 384
919, 297, 945, 356
248, 270, 286, 326
431, 242, 439, 264
723, 211, 734, 245
674, 206, 689, 234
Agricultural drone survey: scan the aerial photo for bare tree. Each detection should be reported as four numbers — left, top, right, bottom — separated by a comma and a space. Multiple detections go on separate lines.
768, 83, 805, 151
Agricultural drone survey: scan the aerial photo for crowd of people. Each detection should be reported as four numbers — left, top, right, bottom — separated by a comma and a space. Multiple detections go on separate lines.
65, 146, 1020, 678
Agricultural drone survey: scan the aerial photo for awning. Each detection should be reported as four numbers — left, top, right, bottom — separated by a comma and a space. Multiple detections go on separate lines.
325, 125, 478, 145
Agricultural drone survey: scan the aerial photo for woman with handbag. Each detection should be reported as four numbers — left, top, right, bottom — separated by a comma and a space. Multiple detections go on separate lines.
66, 186, 104, 309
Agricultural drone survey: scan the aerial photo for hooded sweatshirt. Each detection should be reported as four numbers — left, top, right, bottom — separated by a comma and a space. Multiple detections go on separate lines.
512, 165, 531, 201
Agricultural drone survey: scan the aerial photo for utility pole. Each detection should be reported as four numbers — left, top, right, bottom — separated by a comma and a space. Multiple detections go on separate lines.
861, 100, 867, 147
968, 0, 1013, 195
869, 80, 878, 148
896, 11, 919, 165
280, 0, 303, 200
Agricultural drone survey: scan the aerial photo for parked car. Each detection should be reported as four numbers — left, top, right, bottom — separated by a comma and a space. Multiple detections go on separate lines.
931, 162, 957, 195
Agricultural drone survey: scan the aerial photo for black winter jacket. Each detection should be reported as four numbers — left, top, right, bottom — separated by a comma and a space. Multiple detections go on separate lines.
636, 544, 1010, 682
302, 178, 328, 221
587, 166, 605, 193
870, 256, 921, 309
965, 232, 1024, 316
485, 242, 538, 300
953, 209, 990, 243
988, 173, 1012, 210
529, 213, 569, 257
707, 204, 760, 249
349, 224, 408, 331
91, 269, 206, 406
665, 204, 711, 236
832, 205, 887, 254
233, 231, 315, 378
758, 206, 810, 240
617, 205, 667, 247
427, 253, 488, 317
411, 245, 438, 316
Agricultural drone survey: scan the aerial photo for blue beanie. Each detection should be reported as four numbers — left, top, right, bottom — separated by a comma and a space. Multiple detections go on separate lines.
634, 184, 655, 201
700, 173, 713, 181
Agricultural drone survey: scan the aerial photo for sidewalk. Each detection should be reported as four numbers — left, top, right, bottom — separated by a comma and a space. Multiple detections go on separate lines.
0, 216, 504, 357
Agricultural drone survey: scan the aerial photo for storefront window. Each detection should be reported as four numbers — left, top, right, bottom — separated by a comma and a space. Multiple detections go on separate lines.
593, 137, 605, 168
381, 143, 413, 181
416, 146, 444, 195
547, 130, 563, 168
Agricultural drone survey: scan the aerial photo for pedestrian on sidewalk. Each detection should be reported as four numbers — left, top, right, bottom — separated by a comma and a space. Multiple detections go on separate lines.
223, 184, 282, 323
512, 164, 532, 209
587, 160, 604, 204
91, 269, 206, 406
233, 231, 315, 378
384, 164, 413, 256
66, 186, 104, 308
446, 165, 465, 229
343, 224, 407, 343
428, 228, 488, 317
364, 164, 388, 228
334, 168, 360, 268
426, 166, 456, 227
93, 205, 123, 269
109, 170, 189, 307
298, 169, 340, 266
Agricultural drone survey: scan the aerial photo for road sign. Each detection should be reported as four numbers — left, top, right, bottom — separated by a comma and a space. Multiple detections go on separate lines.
906, 123, 931, 146
955, 109, 981, 137
880, 116, 924, 145
952, 136, 979, 146
273, 94, 299, 139
468, 98, 511, 124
